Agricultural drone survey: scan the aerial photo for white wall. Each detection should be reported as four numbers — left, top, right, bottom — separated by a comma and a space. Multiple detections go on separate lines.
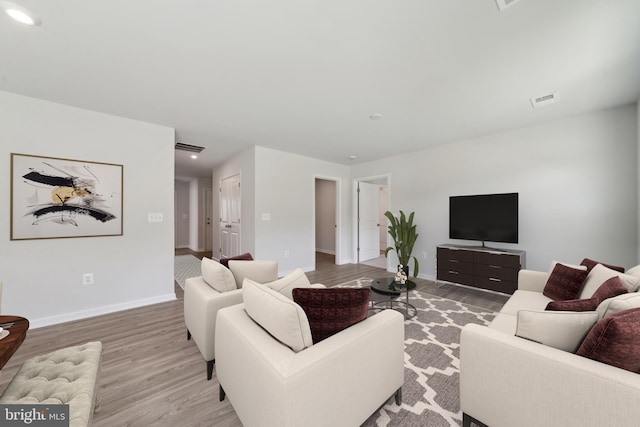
254, 147, 352, 274
211, 147, 256, 260
315, 179, 336, 254
174, 180, 190, 248
637, 99, 640, 263
352, 104, 639, 277
0, 91, 175, 327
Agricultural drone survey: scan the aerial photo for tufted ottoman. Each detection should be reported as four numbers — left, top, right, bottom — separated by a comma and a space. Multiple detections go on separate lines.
0, 341, 102, 427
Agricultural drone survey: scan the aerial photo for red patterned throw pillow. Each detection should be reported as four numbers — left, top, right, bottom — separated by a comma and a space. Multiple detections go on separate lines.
543, 263, 588, 301
292, 288, 370, 344
577, 307, 640, 372
546, 276, 628, 312
580, 258, 625, 273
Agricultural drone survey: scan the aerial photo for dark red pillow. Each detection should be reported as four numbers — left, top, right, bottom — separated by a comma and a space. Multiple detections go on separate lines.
576, 307, 640, 372
543, 264, 588, 301
220, 252, 253, 268
546, 276, 628, 312
292, 288, 370, 344
580, 258, 625, 273
546, 298, 597, 312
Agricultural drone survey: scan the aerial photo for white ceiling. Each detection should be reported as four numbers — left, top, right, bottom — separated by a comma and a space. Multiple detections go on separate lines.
1, 0, 639, 179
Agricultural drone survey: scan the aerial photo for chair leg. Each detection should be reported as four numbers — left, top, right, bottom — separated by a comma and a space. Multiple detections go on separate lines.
187, 330, 191, 340
206, 360, 215, 380
394, 387, 402, 405
219, 385, 226, 402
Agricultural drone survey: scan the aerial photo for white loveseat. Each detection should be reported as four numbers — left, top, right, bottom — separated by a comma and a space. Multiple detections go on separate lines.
460, 266, 640, 427
215, 283, 405, 427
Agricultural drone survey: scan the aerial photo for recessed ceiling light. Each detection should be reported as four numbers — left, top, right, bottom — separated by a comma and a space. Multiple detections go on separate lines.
0, 2, 41, 26
348, 155, 357, 160
190, 155, 198, 159
369, 113, 382, 120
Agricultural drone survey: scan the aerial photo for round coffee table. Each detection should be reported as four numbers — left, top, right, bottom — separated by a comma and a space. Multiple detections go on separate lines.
370, 277, 417, 319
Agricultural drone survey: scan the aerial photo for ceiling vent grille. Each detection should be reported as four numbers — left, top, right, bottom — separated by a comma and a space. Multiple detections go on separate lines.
175, 142, 205, 153
531, 91, 559, 108
530, 91, 559, 108
496, 0, 522, 11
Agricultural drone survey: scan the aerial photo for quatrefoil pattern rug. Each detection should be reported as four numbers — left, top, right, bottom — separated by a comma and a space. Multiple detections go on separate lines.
339, 278, 496, 427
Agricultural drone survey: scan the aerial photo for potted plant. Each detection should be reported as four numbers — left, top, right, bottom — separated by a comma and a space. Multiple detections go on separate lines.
384, 210, 419, 277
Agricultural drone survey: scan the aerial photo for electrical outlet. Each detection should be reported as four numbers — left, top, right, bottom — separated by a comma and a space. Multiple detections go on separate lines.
148, 213, 163, 223
284, 250, 290, 258
83, 273, 94, 285
422, 251, 427, 259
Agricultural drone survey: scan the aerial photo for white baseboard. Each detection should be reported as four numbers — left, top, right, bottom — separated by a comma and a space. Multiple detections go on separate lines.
29, 293, 177, 329
315, 249, 336, 255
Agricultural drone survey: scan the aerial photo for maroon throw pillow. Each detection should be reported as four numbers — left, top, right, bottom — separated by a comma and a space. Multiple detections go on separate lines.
543, 264, 588, 301
545, 276, 628, 312
576, 307, 640, 372
292, 288, 370, 344
580, 258, 625, 273
591, 276, 628, 302
220, 252, 253, 268
546, 298, 598, 312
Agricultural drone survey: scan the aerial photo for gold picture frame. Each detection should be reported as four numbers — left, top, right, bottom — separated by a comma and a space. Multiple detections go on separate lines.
10, 153, 123, 240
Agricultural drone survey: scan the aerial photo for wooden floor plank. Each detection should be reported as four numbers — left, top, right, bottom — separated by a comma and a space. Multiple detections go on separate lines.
0, 251, 508, 426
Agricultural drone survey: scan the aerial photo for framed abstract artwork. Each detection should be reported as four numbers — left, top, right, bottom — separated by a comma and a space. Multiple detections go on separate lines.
10, 153, 123, 240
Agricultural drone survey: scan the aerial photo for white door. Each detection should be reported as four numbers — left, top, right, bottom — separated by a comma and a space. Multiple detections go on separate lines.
358, 182, 380, 262
379, 186, 389, 250
205, 188, 213, 252
220, 174, 241, 259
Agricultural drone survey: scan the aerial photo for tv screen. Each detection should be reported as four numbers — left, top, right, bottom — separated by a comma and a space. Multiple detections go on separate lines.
449, 193, 518, 244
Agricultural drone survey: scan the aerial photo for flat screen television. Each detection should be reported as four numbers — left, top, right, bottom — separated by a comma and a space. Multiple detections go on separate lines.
449, 193, 518, 245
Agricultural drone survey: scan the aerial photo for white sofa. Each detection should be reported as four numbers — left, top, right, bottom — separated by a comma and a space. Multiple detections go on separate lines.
184, 259, 278, 380
460, 268, 640, 427
215, 299, 405, 427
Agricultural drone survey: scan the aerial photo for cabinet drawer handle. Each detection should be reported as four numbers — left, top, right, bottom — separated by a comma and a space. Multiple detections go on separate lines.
489, 265, 501, 269
448, 271, 459, 275
449, 259, 459, 263
489, 278, 501, 282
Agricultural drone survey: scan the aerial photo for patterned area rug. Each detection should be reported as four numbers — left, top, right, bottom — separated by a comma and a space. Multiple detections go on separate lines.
338, 278, 495, 427
174, 255, 202, 289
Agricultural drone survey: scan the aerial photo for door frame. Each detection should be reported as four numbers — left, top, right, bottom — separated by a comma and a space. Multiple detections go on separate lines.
312, 174, 342, 268
352, 173, 391, 269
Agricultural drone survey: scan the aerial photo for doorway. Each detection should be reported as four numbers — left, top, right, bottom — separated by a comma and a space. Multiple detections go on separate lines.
354, 175, 390, 270
204, 188, 213, 252
314, 177, 339, 268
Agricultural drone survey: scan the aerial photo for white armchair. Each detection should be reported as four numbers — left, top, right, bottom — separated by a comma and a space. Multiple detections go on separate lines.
216, 301, 405, 427
184, 258, 278, 380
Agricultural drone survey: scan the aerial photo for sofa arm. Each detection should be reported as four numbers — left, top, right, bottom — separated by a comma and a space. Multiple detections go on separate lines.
216, 305, 404, 427
183, 277, 243, 361
517, 269, 549, 292
460, 323, 640, 427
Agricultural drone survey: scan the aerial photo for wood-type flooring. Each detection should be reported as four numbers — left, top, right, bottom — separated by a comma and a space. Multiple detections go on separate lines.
0, 250, 508, 426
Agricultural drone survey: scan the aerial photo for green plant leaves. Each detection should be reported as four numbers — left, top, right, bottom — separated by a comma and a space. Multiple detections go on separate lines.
384, 210, 419, 277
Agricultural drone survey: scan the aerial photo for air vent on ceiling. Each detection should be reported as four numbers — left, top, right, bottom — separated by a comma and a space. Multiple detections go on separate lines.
175, 142, 205, 153
530, 91, 559, 108
496, 0, 522, 11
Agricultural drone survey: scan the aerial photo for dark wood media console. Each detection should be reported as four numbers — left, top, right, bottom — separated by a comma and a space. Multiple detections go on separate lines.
436, 244, 526, 295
